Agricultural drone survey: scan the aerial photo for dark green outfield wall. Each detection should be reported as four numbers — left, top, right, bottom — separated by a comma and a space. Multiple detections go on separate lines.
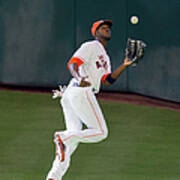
126, 0, 180, 102
0, 0, 179, 102
0, 0, 75, 86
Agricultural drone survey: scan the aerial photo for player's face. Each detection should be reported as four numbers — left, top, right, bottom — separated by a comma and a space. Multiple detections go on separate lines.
96, 24, 111, 40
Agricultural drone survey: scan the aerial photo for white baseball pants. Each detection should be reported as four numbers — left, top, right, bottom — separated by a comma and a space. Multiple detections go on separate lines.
46, 80, 108, 180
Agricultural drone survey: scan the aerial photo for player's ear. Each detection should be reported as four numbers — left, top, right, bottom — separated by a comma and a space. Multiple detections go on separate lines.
95, 29, 100, 38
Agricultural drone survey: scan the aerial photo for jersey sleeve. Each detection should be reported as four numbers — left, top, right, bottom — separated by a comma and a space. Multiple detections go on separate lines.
101, 73, 110, 84
67, 42, 92, 69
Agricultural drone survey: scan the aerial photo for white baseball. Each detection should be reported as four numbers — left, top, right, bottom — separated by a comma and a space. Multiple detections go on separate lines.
130, 16, 139, 24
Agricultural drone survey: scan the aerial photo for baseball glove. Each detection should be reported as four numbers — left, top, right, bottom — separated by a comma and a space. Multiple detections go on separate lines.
125, 38, 147, 66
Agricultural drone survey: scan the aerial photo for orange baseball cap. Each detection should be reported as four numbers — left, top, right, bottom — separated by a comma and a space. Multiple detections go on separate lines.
91, 19, 113, 37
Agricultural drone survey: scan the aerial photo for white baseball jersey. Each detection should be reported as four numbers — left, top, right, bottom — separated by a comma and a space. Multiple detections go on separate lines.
69, 40, 111, 93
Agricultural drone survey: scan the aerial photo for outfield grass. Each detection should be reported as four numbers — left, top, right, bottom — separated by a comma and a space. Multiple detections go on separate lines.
0, 90, 180, 180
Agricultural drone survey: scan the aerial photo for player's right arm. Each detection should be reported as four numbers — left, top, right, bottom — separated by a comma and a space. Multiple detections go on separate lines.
67, 42, 92, 87
68, 61, 91, 87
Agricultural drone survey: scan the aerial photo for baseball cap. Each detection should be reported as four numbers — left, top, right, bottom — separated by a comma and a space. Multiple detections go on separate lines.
91, 19, 113, 37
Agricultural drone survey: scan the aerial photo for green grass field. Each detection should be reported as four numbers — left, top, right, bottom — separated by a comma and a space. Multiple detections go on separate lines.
0, 90, 180, 180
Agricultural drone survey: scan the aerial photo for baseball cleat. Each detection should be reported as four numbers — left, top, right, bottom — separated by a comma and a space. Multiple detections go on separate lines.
55, 135, 66, 162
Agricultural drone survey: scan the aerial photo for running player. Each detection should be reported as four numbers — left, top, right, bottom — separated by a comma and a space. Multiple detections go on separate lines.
46, 19, 133, 180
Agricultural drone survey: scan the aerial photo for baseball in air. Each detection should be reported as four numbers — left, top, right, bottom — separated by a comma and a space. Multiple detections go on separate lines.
130, 16, 139, 24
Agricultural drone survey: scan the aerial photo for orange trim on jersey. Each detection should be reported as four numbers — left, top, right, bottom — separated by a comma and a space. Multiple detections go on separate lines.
67, 57, 84, 69
57, 135, 65, 162
101, 73, 110, 84
85, 90, 104, 133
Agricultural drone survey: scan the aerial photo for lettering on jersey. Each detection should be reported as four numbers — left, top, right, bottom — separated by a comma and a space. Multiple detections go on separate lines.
96, 55, 108, 70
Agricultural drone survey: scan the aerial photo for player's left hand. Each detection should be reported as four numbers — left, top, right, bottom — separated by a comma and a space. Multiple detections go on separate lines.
125, 38, 147, 66
123, 57, 134, 66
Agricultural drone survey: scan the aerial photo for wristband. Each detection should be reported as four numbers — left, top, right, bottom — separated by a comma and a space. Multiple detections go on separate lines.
106, 74, 116, 84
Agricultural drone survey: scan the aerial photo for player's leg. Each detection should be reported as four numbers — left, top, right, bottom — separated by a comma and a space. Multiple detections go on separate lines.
59, 86, 108, 146
46, 143, 78, 180
46, 93, 82, 180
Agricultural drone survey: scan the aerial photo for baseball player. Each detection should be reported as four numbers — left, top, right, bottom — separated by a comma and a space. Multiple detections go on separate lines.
46, 19, 146, 180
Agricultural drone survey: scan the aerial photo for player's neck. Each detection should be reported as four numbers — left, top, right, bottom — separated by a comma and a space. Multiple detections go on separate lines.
96, 38, 107, 49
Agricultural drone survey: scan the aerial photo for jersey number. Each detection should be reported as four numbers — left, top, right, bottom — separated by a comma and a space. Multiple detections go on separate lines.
96, 60, 107, 70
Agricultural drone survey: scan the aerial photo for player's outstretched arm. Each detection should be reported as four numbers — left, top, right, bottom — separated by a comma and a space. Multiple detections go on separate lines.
103, 58, 133, 86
